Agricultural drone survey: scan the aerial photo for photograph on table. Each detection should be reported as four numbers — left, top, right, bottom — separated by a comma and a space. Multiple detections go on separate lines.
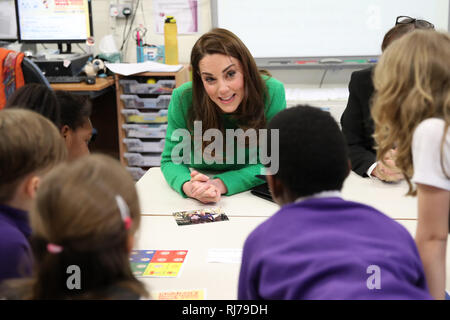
173, 207, 229, 226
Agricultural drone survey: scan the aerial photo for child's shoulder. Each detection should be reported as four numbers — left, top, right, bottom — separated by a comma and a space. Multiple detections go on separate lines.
264, 197, 410, 237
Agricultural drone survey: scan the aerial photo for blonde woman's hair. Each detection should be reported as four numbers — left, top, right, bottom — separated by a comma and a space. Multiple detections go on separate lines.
29, 154, 147, 299
372, 30, 450, 194
0, 109, 67, 203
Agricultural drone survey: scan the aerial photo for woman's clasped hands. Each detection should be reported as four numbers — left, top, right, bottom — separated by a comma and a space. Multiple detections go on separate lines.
182, 170, 227, 203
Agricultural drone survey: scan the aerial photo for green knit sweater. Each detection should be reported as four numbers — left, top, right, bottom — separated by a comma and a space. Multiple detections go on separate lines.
160, 76, 286, 196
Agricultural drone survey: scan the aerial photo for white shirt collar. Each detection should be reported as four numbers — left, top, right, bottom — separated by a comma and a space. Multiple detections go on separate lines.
294, 190, 342, 204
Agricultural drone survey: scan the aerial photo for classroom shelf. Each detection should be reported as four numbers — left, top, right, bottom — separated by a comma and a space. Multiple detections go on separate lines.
123, 138, 165, 153
115, 67, 189, 180
121, 109, 168, 124
124, 153, 162, 167
119, 79, 176, 95
120, 94, 171, 109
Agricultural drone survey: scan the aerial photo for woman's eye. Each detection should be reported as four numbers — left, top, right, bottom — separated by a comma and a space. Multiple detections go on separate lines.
227, 70, 236, 78
204, 77, 215, 83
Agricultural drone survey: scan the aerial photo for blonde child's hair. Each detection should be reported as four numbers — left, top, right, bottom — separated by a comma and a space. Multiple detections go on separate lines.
0, 109, 67, 203
29, 154, 147, 299
372, 30, 450, 194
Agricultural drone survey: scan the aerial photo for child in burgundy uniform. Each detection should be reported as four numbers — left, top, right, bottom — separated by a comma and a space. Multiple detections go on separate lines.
238, 105, 431, 300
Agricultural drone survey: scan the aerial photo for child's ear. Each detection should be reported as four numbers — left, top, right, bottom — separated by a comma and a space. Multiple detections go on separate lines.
346, 159, 351, 178
127, 234, 135, 254
60, 125, 71, 140
25, 175, 41, 199
266, 174, 283, 204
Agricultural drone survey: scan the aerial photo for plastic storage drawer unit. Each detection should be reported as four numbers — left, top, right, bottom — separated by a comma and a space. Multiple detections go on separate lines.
120, 94, 171, 109
119, 79, 176, 94
121, 109, 168, 124
123, 138, 165, 153
124, 153, 162, 167
122, 124, 167, 139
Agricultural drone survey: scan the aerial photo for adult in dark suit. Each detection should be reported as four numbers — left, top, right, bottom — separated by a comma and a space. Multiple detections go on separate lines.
341, 17, 435, 181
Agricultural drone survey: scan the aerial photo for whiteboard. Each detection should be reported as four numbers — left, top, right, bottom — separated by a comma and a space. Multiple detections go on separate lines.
212, 0, 450, 59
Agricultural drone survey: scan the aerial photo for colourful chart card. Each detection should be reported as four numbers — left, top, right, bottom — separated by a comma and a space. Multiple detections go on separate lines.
130, 250, 188, 278
150, 289, 206, 300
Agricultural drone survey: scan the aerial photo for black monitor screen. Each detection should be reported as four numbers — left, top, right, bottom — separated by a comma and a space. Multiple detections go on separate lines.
15, 0, 93, 43
0, 0, 18, 41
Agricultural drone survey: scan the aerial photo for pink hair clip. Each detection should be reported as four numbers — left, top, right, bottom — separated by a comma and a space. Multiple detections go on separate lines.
47, 243, 63, 254
115, 195, 132, 230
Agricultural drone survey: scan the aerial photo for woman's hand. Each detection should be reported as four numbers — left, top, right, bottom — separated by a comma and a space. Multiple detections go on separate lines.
371, 149, 404, 182
191, 171, 228, 194
182, 171, 224, 203
182, 180, 220, 203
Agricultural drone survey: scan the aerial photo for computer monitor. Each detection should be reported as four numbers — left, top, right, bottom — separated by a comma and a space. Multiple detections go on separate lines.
0, 0, 18, 42
15, 0, 93, 53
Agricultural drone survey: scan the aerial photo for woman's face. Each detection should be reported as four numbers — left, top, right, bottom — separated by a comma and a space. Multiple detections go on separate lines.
198, 54, 245, 113
62, 118, 93, 161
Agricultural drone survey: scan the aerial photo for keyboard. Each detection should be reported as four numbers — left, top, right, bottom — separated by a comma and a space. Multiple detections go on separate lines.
46, 76, 86, 84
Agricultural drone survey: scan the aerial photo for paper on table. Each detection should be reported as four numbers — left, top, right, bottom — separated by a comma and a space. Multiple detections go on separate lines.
105, 61, 183, 76
150, 288, 206, 300
207, 248, 243, 264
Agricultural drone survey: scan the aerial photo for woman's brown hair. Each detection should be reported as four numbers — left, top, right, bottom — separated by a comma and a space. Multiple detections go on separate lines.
28, 154, 147, 299
372, 30, 450, 194
189, 28, 269, 150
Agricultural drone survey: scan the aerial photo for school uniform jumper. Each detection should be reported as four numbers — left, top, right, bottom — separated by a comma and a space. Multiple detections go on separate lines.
160, 76, 286, 196
238, 197, 431, 300
0, 204, 33, 283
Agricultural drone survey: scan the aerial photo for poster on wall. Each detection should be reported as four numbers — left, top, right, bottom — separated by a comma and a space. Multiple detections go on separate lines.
153, 0, 199, 34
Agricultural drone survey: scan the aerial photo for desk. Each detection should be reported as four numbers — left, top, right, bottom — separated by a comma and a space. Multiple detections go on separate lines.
135, 215, 267, 299
136, 168, 279, 217
342, 172, 417, 220
50, 77, 119, 159
50, 76, 115, 98
136, 168, 416, 220
135, 168, 449, 299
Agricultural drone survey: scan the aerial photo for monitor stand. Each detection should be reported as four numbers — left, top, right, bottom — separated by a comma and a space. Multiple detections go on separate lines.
58, 43, 72, 54
21, 43, 37, 55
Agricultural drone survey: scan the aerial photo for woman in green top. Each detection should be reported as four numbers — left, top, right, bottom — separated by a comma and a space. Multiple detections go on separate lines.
161, 28, 286, 203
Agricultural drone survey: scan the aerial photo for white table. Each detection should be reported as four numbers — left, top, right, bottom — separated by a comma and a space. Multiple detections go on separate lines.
136, 168, 278, 217
135, 215, 268, 300
135, 168, 450, 299
136, 168, 417, 219
342, 172, 418, 220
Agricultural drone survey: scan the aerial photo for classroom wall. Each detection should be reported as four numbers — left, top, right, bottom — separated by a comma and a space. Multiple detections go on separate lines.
25, 0, 358, 86
90, 0, 212, 64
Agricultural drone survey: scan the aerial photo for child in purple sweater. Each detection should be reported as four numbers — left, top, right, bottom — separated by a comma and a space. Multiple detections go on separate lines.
0, 109, 66, 284
238, 105, 431, 300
